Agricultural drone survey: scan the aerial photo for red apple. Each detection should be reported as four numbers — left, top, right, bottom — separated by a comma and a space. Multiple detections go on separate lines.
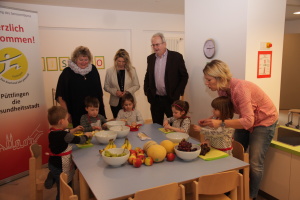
137, 154, 145, 163
144, 157, 153, 166
166, 153, 176, 162
128, 154, 137, 165
129, 150, 136, 155
133, 158, 142, 168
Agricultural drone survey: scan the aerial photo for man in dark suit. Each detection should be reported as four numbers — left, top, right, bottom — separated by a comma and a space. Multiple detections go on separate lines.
144, 32, 189, 125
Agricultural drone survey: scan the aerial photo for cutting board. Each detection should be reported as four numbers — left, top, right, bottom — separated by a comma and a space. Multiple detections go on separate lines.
76, 143, 93, 148
199, 147, 229, 161
158, 128, 174, 134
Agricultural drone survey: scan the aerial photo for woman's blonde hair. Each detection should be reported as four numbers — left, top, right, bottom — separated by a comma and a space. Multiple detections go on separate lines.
71, 46, 92, 64
203, 59, 232, 90
113, 49, 134, 79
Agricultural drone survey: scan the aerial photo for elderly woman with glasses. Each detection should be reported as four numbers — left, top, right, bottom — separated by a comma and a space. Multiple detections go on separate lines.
104, 49, 140, 118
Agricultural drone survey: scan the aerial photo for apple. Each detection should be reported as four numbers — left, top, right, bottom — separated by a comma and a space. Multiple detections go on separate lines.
135, 147, 142, 152
133, 158, 142, 168
128, 154, 137, 165
137, 154, 145, 163
129, 150, 136, 155
144, 157, 153, 166
166, 153, 176, 162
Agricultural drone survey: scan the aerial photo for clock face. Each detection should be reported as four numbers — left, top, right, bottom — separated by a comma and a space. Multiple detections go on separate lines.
203, 39, 215, 59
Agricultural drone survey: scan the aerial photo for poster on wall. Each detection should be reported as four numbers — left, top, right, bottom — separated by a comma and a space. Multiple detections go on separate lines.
0, 6, 49, 182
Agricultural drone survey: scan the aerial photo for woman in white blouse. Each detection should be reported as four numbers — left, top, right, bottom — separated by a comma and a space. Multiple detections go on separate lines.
104, 49, 140, 118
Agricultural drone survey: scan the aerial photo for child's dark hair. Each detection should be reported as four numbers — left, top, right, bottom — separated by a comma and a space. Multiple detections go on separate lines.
211, 96, 234, 121
172, 100, 189, 117
48, 106, 67, 125
84, 96, 99, 108
121, 92, 135, 108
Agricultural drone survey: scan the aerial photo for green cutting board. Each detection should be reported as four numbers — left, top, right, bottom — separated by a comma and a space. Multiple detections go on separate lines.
199, 147, 229, 161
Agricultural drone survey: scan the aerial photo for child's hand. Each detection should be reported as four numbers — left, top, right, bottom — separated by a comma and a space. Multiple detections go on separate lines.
92, 126, 102, 130
164, 124, 172, 130
84, 132, 93, 138
163, 120, 169, 126
193, 125, 201, 132
102, 123, 107, 130
74, 125, 84, 132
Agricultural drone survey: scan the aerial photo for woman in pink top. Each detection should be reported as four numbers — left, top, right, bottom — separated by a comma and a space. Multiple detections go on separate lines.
199, 60, 278, 200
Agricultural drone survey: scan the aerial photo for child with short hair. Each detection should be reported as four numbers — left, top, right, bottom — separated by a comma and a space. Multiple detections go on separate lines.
163, 100, 191, 133
116, 92, 144, 126
80, 96, 107, 131
195, 96, 235, 155
47, 106, 92, 200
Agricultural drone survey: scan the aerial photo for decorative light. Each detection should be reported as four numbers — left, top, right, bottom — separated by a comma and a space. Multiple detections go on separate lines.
293, 11, 300, 15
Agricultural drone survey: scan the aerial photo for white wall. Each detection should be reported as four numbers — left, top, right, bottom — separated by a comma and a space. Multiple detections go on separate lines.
0, 1, 185, 120
185, 0, 286, 124
184, 0, 248, 122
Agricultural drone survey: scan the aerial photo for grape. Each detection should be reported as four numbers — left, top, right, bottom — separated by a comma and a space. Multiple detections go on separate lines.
177, 139, 196, 152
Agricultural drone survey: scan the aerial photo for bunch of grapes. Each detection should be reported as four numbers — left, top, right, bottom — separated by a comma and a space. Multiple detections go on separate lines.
177, 139, 197, 152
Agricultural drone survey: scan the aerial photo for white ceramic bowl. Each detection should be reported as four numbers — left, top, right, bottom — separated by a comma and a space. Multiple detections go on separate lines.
109, 125, 130, 138
174, 144, 201, 161
106, 121, 126, 129
165, 132, 189, 143
101, 148, 130, 167
94, 131, 117, 144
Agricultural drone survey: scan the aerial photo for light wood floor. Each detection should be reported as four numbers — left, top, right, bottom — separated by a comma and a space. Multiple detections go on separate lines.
0, 112, 291, 200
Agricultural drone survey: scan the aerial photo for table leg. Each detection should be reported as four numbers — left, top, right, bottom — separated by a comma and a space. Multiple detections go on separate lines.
79, 171, 89, 200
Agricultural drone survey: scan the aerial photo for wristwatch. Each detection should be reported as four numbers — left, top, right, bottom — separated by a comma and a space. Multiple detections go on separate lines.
220, 120, 226, 128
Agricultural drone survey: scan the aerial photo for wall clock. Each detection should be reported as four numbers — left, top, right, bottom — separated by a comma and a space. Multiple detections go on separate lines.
203, 39, 215, 59
257, 51, 272, 78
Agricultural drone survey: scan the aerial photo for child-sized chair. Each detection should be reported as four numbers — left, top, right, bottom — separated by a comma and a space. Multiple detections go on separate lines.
192, 170, 243, 200
29, 143, 47, 200
128, 182, 185, 200
232, 140, 250, 200
60, 172, 78, 200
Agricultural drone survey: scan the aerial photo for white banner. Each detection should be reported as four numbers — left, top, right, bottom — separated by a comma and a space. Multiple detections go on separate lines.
0, 6, 49, 182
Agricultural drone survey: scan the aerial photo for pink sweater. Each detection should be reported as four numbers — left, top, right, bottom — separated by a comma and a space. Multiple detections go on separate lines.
218, 78, 278, 132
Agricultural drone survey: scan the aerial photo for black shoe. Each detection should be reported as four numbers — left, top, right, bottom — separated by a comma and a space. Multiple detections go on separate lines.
44, 172, 55, 189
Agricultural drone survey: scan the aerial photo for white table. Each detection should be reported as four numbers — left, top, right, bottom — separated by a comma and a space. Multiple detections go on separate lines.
72, 124, 249, 200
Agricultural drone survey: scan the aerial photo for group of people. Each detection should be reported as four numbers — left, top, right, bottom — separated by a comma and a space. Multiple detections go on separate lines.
46, 32, 278, 200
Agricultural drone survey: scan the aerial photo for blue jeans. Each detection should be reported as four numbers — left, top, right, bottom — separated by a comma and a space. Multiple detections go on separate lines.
234, 122, 277, 198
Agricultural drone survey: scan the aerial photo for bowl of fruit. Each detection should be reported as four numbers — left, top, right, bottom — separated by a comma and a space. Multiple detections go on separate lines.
109, 125, 130, 138
174, 139, 201, 161
106, 121, 126, 129
165, 132, 189, 143
101, 148, 130, 167
94, 131, 117, 144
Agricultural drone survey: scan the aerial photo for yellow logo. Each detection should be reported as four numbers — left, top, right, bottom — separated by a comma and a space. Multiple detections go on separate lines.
0, 47, 28, 81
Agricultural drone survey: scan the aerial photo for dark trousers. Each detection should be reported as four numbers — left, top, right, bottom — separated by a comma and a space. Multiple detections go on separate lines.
110, 98, 122, 119
150, 95, 173, 125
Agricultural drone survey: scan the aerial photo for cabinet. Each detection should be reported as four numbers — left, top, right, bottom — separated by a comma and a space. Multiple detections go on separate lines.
260, 146, 300, 200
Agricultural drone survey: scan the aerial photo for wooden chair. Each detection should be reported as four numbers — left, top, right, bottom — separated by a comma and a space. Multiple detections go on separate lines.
29, 143, 47, 200
60, 172, 78, 200
128, 182, 185, 200
192, 170, 243, 200
188, 124, 203, 142
232, 140, 250, 200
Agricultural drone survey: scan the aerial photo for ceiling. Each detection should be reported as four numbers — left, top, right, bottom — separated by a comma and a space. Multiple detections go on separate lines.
2, 0, 300, 21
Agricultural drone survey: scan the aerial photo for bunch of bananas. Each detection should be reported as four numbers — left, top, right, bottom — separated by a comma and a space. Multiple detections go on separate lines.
99, 139, 116, 154
121, 137, 132, 150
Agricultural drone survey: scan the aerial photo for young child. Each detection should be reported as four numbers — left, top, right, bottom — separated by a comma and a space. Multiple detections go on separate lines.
80, 96, 107, 131
194, 96, 235, 155
163, 100, 191, 133
116, 92, 144, 126
47, 106, 92, 200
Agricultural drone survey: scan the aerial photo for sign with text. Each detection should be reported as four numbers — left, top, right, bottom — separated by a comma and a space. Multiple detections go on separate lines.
0, 6, 49, 181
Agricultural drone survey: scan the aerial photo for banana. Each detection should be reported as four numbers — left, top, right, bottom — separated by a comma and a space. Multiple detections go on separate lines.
121, 138, 132, 150
111, 140, 117, 148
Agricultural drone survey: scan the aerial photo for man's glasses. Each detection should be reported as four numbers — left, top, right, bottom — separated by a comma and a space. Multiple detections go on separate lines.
151, 43, 164, 47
